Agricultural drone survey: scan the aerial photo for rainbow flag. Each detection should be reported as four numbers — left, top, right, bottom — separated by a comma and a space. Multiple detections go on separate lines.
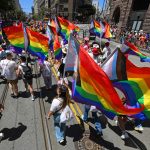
121, 41, 150, 62
102, 48, 150, 119
89, 20, 102, 37
53, 35, 62, 60
101, 21, 112, 39
3, 23, 24, 53
26, 28, 49, 60
72, 46, 144, 118
56, 16, 80, 44
114, 59, 150, 119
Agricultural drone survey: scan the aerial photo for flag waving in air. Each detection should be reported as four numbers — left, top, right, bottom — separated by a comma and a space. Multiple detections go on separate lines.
3, 23, 24, 53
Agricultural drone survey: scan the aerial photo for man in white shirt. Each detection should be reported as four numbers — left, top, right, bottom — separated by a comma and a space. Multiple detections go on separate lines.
0, 51, 18, 98
102, 42, 111, 62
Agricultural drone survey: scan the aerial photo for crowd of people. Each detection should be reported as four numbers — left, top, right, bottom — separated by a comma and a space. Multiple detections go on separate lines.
111, 26, 150, 50
0, 21, 147, 145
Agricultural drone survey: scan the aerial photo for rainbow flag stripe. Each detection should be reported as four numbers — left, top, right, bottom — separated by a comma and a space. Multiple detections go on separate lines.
3, 23, 24, 53
26, 28, 49, 60
72, 46, 144, 118
122, 41, 150, 62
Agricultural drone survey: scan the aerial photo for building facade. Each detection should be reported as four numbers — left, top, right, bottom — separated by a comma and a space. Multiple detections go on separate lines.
34, 0, 93, 21
34, 0, 39, 14
14, 0, 21, 11
110, 0, 150, 33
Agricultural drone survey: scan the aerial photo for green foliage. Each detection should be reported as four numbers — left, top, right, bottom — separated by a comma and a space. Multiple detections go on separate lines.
76, 4, 96, 22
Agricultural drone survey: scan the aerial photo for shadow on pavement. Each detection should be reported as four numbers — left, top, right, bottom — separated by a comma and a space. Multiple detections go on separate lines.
66, 124, 84, 142
40, 85, 57, 103
108, 122, 147, 150
18, 91, 31, 98
0, 123, 27, 141
142, 119, 150, 128
89, 126, 121, 150
124, 133, 147, 150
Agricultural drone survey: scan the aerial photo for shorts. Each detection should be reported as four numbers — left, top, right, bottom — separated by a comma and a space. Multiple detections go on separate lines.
8, 79, 18, 84
23, 79, 32, 85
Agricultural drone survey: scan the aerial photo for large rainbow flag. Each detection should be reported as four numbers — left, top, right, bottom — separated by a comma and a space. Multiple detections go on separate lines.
89, 20, 102, 37
3, 23, 24, 53
72, 46, 143, 118
56, 16, 80, 44
102, 48, 150, 119
26, 28, 49, 60
121, 41, 150, 62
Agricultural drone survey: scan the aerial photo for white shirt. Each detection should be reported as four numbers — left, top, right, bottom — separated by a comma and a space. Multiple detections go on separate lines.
50, 98, 63, 113
0, 59, 17, 80
102, 46, 111, 60
40, 60, 51, 77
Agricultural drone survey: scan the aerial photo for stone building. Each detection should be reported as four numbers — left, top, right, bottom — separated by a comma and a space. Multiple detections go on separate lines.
110, 0, 150, 33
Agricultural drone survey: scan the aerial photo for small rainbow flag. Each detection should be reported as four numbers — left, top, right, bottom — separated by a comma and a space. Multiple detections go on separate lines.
72, 46, 144, 118
3, 23, 24, 53
90, 20, 102, 37
56, 16, 80, 44
121, 41, 150, 62
53, 35, 62, 60
101, 21, 112, 39
26, 28, 49, 60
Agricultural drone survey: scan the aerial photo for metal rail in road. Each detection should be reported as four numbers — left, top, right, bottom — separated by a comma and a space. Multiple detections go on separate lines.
34, 62, 52, 150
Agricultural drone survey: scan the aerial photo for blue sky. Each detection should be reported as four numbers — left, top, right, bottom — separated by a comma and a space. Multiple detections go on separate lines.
19, 0, 104, 13
19, 0, 33, 13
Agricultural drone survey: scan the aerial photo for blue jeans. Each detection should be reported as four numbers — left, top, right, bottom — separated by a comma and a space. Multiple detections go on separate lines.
53, 113, 66, 142
83, 105, 102, 133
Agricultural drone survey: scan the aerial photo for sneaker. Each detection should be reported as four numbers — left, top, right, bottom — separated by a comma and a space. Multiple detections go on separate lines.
0, 133, 4, 141
81, 115, 87, 122
121, 132, 129, 140
59, 139, 65, 144
31, 95, 35, 101
134, 125, 144, 131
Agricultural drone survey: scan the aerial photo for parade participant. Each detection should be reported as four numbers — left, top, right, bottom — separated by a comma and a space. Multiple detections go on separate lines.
39, 57, 53, 90
58, 47, 67, 78
83, 37, 90, 51
0, 51, 18, 98
102, 41, 111, 62
0, 104, 4, 141
82, 104, 103, 136
116, 97, 129, 139
47, 85, 70, 144
17, 56, 35, 101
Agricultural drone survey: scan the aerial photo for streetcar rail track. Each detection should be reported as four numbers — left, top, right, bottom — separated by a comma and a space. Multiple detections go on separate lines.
34, 62, 52, 150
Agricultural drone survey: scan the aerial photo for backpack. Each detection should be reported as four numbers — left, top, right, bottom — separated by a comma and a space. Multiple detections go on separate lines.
1, 60, 11, 79
21, 64, 33, 80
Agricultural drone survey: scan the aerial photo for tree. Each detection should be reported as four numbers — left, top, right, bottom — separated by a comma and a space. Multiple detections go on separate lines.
77, 4, 96, 22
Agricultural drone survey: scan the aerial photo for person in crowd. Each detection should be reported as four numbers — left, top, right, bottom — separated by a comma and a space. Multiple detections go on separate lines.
47, 85, 70, 144
134, 119, 144, 132
82, 104, 103, 136
0, 104, 4, 141
0, 51, 18, 98
58, 47, 67, 78
39, 57, 53, 90
17, 56, 35, 101
83, 37, 90, 51
102, 42, 111, 62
